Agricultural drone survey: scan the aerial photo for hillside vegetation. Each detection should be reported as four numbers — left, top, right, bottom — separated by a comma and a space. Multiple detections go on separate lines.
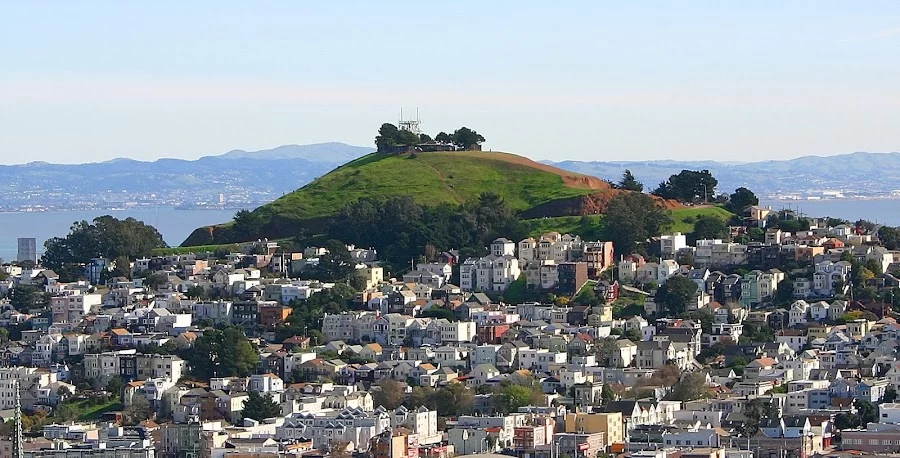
519, 206, 733, 241
183, 151, 616, 245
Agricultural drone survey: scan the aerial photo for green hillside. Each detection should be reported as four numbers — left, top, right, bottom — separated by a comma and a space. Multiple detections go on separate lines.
263, 151, 608, 219
669, 206, 735, 233
183, 151, 612, 245
519, 206, 734, 240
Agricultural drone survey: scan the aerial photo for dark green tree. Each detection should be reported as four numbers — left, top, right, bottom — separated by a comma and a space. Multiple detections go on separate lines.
143, 273, 169, 289
741, 398, 778, 436
603, 193, 672, 254
42, 216, 165, 280
855, 399, 877, 426
617, 170, 644, 192
600, 384, 616, 404
624, 328, 643, 343
232, 209, 266, 241
775, 279, 794, 305
727, 187, 759, 213
186, 327, 259, 379
105, 376, 124, 400
692, 215, 729, 240
879, 226, 900, 250
375, 123, 400, 152
451, 127, 486, 149
655, 276, 698, 317
311, 239, 355, 282
883, 387, 898, 403
652, 170, 718, 203
434, 132, 453, 144
9, 285, 50, 312
242, 390, 282, 421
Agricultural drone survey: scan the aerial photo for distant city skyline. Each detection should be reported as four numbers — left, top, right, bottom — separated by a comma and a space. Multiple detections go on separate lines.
2, 2, 900, 164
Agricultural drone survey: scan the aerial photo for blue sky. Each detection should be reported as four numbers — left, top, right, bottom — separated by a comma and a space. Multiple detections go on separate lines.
2, 2, 899, 164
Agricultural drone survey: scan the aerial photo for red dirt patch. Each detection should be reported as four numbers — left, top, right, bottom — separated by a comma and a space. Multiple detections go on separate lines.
452, 151, 612, 190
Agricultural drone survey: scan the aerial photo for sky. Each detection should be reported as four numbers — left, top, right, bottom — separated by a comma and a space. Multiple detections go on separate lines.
1, 2, 900, 164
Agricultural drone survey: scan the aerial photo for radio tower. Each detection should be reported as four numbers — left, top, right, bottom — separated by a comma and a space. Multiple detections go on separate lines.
13, 380, 23, 458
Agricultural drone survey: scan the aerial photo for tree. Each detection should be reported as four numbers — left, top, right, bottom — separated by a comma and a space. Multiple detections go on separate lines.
666, 373, 710, 401
42, 216, 166, 281
495, 384, 534, 414
143, 272, 169, 289
652, 170, 718, 203
54, 403, 79, 422
728, 187, 759, 213
624, 329, 643, 343
655, 276, 698, 317
617, 170, 644, 192
855, 399, 877, 426
883, 387, 898, 403
601, 384, 616, 404
232, 209, 265, 241
187, 327, 260, 379
373, 379, 406, 410
451, 127, 486, 149
880, 226, 900, 250
692, 215, 729, 241
435, 132, 453, 144
242, 390, 282, 421
105, 376, 124, 400
865, 259, 884, 276
741, 398, 778, 436
375, 123, 401, 152
775, 279, 794, 305
310, 239, 354, 282
594, 338, 621, 367
9, 284, 49, 312
419, 307, 457, 321
603, 193, 672, 254
124, 395, 152, 425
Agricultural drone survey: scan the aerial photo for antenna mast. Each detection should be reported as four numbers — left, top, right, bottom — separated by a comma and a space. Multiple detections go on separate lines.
14, 380, 23, 458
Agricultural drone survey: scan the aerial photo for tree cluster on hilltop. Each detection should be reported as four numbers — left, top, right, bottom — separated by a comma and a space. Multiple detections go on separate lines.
42, 216, 167, 282
375, 123, 485, 153
652, 169, 718, 203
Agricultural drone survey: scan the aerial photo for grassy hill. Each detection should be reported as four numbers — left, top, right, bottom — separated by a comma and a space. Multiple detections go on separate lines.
263, 151, 609, 219
183, 151, 613, 245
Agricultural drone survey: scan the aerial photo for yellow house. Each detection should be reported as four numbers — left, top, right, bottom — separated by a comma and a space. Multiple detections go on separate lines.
806, 325, 832, 341
564, 412, 624, 447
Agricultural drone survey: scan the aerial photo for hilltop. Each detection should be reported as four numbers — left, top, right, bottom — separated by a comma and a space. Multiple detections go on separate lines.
182, 150, 645, 246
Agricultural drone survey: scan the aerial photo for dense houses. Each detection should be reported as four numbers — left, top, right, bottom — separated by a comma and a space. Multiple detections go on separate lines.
3, 219, 900, 458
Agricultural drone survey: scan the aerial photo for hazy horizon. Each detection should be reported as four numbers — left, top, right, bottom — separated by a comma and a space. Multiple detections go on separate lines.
3, 2, 900, 165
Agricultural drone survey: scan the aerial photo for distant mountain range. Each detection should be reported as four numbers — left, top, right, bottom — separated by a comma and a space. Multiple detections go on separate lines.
546, 152, 900, 197
0, 143, 373, 211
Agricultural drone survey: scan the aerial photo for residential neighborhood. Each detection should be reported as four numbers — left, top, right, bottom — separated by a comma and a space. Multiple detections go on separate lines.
3, 207, 900, 458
